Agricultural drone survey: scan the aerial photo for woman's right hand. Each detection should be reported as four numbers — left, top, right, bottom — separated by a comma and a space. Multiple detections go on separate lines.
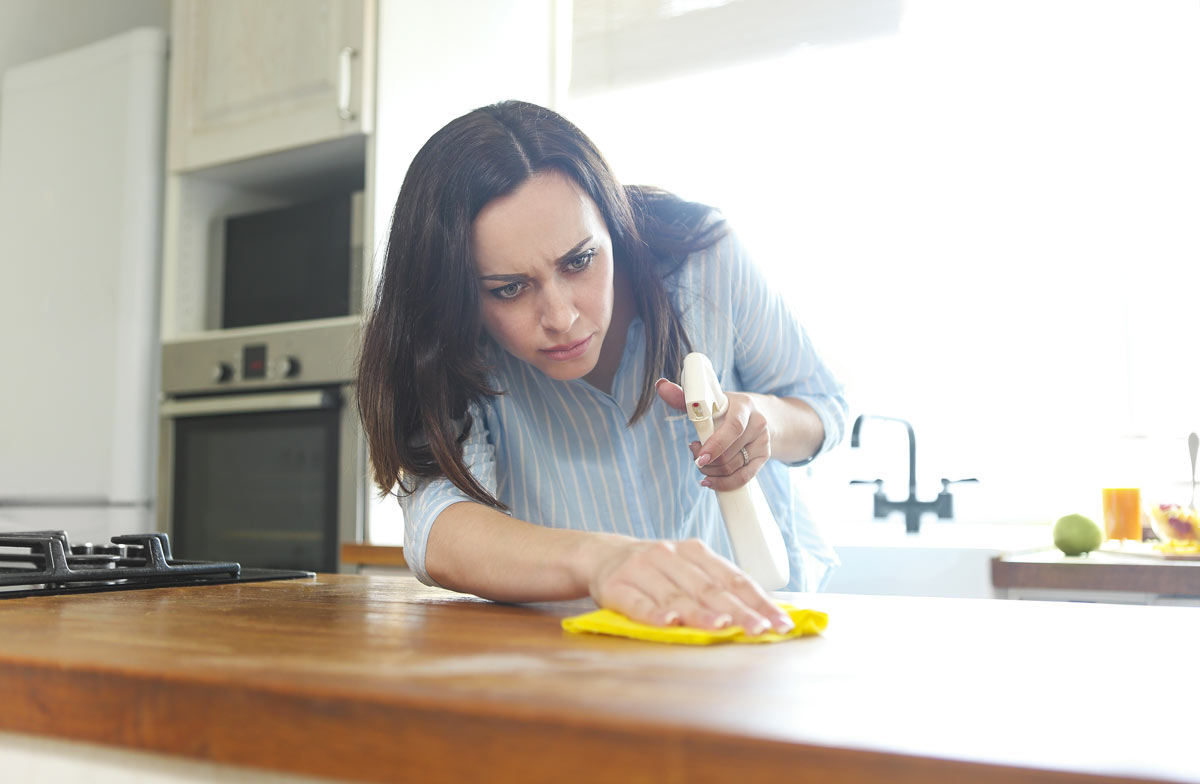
585, 536, 794, 635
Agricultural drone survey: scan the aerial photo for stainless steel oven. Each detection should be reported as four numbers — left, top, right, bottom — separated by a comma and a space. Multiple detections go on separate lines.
158, 318, 363, 573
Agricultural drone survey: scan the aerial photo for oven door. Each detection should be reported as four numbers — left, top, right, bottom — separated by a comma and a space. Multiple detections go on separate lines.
157, 386, 362, 572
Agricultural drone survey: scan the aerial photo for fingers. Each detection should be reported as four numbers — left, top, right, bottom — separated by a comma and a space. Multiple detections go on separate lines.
675, 539, 793, 633
591, 540, 793, 634
654, 378, 687, 412
619, 553, 738, 630
693, 393, 769, 478
692, 400, 751, 469
700, 456, 765, 491
598, 580, 685, 628
690, 437, 767, 491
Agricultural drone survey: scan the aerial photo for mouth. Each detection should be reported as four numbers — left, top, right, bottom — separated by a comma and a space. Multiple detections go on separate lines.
540, 335, 593, 361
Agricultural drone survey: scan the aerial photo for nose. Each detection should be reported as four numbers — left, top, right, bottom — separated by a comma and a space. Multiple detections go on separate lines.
538, 280, 578, 335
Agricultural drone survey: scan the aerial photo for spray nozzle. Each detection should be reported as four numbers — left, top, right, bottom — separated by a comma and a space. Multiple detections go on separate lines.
681, 353, 728, 422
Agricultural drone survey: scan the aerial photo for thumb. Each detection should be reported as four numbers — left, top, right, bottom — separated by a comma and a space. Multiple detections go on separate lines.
655, 378, 687, 411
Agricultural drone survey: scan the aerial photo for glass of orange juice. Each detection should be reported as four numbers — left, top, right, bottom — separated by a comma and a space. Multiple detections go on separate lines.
1101, 487, 1142, 541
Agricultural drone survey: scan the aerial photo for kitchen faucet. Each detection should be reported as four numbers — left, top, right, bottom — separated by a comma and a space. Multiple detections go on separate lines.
849, 414, 978, 533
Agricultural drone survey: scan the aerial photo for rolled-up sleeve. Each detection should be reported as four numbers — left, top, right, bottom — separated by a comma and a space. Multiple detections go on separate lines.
725, 229, 848, 466
398, 401, 498, 586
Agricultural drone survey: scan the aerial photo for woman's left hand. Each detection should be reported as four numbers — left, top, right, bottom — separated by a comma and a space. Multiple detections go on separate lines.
655, 378, 770, 491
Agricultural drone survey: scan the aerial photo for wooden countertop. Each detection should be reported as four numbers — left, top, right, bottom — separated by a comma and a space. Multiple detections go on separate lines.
340, 542, 407, 567
993, 546, 1200, 595
1, 575, 1197, 784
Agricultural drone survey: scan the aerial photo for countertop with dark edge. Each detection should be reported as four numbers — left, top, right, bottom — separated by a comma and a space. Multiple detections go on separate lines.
993, 545, 1200, 595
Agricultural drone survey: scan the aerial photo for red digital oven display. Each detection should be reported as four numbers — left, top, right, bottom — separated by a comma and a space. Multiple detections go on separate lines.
242, 344, 267, 380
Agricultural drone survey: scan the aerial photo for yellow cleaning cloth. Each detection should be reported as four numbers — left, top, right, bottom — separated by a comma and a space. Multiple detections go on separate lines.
561, 602, 827, 645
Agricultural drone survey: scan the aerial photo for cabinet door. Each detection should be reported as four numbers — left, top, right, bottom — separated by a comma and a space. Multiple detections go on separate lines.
168, 0, 370, 172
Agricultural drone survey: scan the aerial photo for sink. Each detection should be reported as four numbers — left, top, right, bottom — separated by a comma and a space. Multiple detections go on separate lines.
828, 521, 1051, 549
821, 521, 1052, 599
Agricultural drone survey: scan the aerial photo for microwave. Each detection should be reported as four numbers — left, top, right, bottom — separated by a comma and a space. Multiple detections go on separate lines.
221, 191, 364, 329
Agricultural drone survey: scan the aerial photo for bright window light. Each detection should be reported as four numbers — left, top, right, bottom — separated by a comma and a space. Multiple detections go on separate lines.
565, 0, 1200, 525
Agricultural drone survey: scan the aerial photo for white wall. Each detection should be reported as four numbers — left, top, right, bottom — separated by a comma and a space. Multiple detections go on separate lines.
0, 0, 168, 131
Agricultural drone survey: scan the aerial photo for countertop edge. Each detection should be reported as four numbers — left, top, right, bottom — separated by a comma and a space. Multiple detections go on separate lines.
992, 551, 1200, 595
0, 656, 1143, 784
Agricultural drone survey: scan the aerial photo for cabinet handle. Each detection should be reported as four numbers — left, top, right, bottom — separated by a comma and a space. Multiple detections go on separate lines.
338, 46, 357, 121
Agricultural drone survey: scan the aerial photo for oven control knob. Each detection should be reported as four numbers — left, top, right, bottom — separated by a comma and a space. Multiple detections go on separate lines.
276, 356, 301, 378
213, 362, 234, 383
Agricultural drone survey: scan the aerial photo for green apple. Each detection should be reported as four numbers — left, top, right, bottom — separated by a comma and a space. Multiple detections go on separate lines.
1053, 513, 1103, 556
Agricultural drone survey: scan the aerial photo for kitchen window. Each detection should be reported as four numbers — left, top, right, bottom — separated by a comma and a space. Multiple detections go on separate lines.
563, 0, 1200, 525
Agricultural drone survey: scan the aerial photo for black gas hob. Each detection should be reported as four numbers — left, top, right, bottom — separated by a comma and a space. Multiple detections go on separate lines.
0, 530, 313, 599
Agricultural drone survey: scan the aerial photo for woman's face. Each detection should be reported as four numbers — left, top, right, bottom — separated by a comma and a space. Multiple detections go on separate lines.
471, 170, 615, 382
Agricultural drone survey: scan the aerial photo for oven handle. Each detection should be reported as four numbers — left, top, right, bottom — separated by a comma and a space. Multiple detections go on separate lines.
160, 390, 337, 418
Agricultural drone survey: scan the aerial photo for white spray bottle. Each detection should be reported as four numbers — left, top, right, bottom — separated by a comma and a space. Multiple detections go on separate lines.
680, 353, 790, 591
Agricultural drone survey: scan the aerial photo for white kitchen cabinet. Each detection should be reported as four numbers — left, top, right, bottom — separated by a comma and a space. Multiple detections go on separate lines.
167, 0, 374, 172
161, 0, 558, 338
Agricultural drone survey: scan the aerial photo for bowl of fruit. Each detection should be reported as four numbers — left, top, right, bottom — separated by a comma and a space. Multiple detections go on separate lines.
1148, 503, 1200, 545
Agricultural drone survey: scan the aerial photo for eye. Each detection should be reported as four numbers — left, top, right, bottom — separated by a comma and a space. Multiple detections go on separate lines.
564, 249, 596, 273
489, 281, 526, 300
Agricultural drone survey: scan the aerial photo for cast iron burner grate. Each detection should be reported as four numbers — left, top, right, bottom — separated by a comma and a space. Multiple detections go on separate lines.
0, 530, 313, 599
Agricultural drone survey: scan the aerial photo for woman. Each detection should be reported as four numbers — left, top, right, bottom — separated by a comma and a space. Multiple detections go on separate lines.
358, 100, 846, 635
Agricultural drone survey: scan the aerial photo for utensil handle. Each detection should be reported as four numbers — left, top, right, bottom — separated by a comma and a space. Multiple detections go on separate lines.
1189, 432, 1198, 508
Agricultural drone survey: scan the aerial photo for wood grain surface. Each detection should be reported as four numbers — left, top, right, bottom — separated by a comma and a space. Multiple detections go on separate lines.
1, 575, 1197, 784
340, 542, 407, 567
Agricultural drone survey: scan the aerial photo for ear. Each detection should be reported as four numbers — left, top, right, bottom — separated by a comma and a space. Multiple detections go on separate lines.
654, 378, 687, 412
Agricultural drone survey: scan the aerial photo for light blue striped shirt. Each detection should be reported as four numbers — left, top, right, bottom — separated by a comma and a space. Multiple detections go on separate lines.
400, 223, 848, 591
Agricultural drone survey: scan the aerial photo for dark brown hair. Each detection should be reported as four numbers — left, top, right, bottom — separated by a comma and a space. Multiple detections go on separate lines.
357, 100, 725, 506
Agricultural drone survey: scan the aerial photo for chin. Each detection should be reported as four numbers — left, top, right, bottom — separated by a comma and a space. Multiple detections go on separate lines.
537, 360, 593, 381
533, 350, 599, 381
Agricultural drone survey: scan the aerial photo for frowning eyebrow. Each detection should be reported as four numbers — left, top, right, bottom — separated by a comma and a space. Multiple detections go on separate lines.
477, 236, 594, 282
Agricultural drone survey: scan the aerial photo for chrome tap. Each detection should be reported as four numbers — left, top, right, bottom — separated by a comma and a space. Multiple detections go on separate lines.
849, 414, 977, 533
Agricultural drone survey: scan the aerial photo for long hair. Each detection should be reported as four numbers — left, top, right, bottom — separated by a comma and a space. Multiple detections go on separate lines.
357, 100, 725, 507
